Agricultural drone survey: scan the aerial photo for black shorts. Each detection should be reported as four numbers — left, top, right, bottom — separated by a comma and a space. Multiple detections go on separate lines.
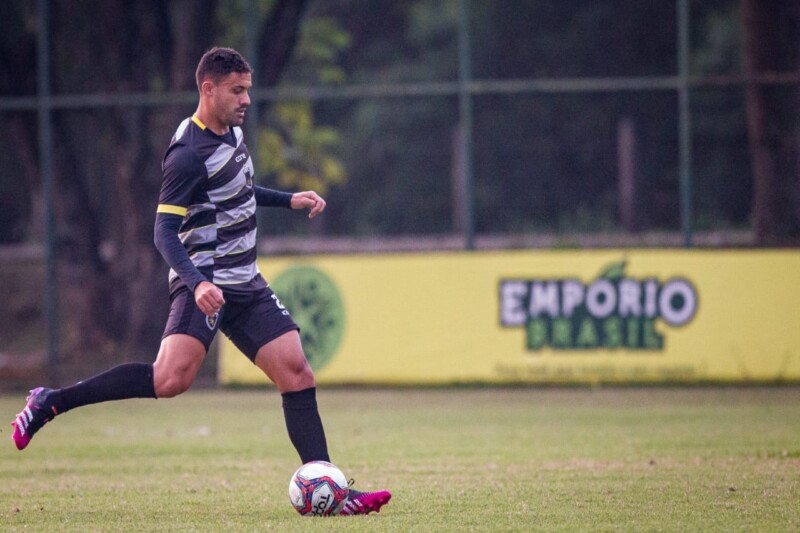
162, 279, 299, 361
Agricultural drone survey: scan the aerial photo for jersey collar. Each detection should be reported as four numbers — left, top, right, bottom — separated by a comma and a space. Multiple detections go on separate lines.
192, 115, 207, 130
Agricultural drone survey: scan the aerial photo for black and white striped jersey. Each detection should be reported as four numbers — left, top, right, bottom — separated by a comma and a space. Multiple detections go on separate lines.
157, 115, 260, 291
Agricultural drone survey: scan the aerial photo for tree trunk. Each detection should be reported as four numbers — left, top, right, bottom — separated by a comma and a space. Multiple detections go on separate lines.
742, 0, 800, 244
42, 0, 311, 371
258, 0, 312, 88
617, 116, 639, 232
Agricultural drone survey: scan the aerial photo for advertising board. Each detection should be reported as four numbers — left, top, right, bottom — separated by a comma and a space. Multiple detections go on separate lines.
220, 250, 800, 385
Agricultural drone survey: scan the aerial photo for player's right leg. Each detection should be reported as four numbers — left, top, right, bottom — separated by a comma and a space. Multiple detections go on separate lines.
152, 334, 207, 397
10, 335, 207, 450
11, 362, 157, 450
11, 387, 59, 451
11, 287, 214, 450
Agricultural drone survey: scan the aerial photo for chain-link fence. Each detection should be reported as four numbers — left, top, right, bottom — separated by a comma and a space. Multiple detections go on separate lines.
1, 0, 798, 381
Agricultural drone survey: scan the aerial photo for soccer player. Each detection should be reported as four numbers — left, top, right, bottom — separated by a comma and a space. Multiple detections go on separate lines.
11, 47, 390, 517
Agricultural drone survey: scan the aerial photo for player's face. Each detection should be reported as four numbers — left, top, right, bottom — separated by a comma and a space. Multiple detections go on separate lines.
211, 72, 252, 128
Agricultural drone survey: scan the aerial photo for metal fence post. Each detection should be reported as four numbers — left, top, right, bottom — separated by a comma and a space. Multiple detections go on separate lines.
458, 0, 475, 250
38, 0, 59, 384
678, 0, 693, 247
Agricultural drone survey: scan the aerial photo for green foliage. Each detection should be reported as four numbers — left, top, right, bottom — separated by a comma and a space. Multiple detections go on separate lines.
258, 11, 351, 198
310, 1, 460, 235
213, 1, 352, 200
217, 0, 277, 51
309, 0, 772, 235
1, 388, 799, 531
258, 102, 346, 195
692, 2, 743, 74
5, 0, 789, 241
292, 17, 351, 85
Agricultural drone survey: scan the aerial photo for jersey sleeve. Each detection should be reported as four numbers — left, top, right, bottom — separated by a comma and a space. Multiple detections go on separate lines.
254, 185, 293, 208
157, 144, 207, 216
154, 144, 209, 291
153, 213, 207, 292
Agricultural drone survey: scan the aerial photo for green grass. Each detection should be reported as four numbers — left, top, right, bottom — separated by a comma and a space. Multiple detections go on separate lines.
1, 387, 798, 532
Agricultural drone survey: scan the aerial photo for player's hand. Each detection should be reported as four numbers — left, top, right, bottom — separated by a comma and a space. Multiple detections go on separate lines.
290, 191, 326, 219
194, 281, 225, 317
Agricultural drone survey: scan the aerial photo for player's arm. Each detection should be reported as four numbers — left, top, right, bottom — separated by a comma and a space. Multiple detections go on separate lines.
254, 186, 292, 208
153, 212, 206, 292
155, 145, 224, 317
254, 185, 326, 219
154, 213, 223, 317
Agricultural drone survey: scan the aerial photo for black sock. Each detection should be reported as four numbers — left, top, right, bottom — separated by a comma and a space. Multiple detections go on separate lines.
282, 387, 330, 464
51, 363, 156, 414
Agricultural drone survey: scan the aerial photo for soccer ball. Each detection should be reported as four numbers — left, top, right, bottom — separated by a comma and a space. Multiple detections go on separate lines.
288, 461, 349, 516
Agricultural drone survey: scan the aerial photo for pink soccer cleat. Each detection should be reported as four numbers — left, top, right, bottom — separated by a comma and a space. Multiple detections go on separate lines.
338, 488, 392, 516
11, 387, 58, 450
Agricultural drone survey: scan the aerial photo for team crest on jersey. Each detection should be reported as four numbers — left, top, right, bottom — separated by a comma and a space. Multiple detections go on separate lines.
206, 312, 219, 330
244, 167, 253, 188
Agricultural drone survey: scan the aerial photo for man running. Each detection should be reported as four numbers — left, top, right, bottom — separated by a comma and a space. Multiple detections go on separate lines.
12, 46, 390, 517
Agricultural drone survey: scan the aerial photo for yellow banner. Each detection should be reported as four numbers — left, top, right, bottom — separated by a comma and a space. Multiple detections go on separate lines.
219, 250, 800, 385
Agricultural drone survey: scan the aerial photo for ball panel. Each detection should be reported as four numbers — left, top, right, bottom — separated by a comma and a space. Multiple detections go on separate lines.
288, 480, 305, 508
288, 461, 350, 516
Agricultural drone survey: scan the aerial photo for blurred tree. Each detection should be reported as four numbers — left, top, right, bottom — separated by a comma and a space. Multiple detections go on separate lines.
742, 0, 800, 244
314, 0, 798, 237
690, 1, 751, 230
4, 0, 800, 368
9, 0, 311, 367
470, 0, 681, 233
257, 14, 350, 203
214, 0, 349, 239
316, 0, 683, 235
312, 0, 460, 235
48, 0, 218, 361
0, 2, 39, 242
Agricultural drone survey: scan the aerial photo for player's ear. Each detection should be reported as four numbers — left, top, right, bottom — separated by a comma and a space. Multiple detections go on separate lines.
200, 79, 215, 97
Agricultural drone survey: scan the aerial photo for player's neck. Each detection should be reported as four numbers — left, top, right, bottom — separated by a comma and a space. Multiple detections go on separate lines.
193, 106, 230, 137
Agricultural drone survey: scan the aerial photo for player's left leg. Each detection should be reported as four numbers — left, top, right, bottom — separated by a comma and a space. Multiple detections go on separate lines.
339, 488, 393, 516
231, 284, 391, 515
254, 331, 391, 515
254, 329, 314, 392
254, 330, 330, 464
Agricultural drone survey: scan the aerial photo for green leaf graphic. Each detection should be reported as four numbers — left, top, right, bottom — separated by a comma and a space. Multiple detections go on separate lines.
599, 260, 627, 281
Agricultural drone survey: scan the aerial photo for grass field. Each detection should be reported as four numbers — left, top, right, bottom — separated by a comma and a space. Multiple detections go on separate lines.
1, 387, 798, 532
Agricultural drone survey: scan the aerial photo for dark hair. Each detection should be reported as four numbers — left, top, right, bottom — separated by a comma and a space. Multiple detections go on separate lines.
195, 47, 253, 91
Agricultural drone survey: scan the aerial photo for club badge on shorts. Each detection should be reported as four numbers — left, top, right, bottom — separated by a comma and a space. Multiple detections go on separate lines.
206, 312, 219, 330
